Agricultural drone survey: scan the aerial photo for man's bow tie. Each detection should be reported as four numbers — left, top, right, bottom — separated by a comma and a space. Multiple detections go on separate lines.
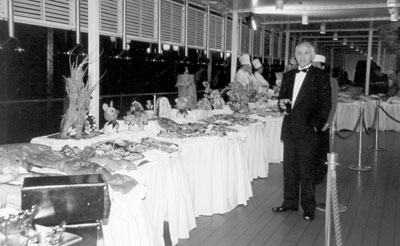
296, 68, 309, 73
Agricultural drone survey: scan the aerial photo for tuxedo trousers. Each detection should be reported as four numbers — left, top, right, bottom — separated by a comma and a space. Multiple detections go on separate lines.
282, 133, 319, 213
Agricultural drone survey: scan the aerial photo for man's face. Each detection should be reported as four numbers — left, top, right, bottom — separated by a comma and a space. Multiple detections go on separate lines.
295, 44, 315, 68
243, 64, 252, 72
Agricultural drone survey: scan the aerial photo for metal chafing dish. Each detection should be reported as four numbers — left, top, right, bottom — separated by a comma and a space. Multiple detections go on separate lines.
21, 174, 111, 246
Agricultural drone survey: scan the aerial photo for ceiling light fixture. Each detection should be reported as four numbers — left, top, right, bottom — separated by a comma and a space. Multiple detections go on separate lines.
320, 23, 326, 34
276, 0, 283, 10
342, 38, 347, 45
350, 43, 354, 49
302, 14, 308, 25
333, 32, 338, 41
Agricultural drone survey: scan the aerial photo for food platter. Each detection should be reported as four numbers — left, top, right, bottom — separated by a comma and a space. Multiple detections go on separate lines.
91, 140, 146, 162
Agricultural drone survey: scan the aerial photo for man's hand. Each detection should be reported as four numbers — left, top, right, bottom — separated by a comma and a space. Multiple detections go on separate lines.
322, 123, 329, 131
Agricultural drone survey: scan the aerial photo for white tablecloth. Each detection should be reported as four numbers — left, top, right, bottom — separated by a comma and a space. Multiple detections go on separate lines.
176, 134, 253, 216
28, 105, 286, 243
334, 101, 400, 132
252, 115, 284, 163
31, 131, 196, 246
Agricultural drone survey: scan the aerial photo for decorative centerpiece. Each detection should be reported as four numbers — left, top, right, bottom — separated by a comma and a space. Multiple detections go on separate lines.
175, 97, 189, 117
196, 81, 225, 110
102, 101, 120, 134
123, 101, 147, 131
221, 82, 251, 114
0, 206, 38, 246
59, 55, 99, 139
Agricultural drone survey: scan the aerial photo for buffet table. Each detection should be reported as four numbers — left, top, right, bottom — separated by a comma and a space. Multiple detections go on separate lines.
31, 131, 196, 246
24, 104, 285, 245
334, 101, 400, 132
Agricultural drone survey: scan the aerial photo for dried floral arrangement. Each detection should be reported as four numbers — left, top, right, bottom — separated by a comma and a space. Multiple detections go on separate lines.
196, 81, 225, 110
123, 101, 148, 129
59, 54, 99, 139
220, 82, 256, 114
175, 97, 189, 117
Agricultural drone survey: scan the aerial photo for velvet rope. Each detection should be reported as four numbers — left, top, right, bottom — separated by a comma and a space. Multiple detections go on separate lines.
379, 105, 400, 124
331, 168, 343, 246
335, 112, 362, 140
362, 116, 370, 135
371, 104, 378, 130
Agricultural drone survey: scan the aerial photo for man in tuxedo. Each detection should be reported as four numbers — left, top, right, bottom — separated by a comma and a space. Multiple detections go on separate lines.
273, 42, 332, 221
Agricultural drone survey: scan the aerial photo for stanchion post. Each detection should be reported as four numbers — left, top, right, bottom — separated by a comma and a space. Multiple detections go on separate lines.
317, 122, 347, 213
329, 121, 336, 152
325, 153, 333, 246
369, 100, 386, 151
349, 108, 372, 171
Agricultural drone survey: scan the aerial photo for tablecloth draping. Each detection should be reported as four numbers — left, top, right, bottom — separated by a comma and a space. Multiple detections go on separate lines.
162, 110, 254, 215
29, 103, 286, 242
334, 101, 400, 131
177, 135, 253, 216
172, 106, 284, 176
251, 115, 284, 163
31, 131, 196, 246
0, 171, 154, 246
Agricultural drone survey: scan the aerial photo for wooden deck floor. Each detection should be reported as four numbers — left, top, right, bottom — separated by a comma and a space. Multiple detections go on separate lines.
173, 130, 400, 246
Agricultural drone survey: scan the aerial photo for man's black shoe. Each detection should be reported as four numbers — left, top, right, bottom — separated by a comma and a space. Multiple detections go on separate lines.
303, 212, 315, 221
272, 206, 299, 212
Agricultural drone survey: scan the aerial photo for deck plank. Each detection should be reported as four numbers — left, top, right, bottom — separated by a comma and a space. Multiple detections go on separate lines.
175, 131, 400, 246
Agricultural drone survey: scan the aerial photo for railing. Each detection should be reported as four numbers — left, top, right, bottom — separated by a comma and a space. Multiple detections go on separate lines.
0, 91, 207, 144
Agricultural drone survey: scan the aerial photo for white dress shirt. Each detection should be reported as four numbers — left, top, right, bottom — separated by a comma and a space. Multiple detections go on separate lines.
292, 64, 311, 105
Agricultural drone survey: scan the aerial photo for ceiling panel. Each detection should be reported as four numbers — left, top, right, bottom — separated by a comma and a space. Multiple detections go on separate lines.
199, 0, 400, 54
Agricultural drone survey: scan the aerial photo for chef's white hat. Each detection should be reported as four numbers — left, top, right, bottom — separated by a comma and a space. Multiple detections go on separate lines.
313, 54, 326, 63
252, 58, 262, 69
239, 54, 251, 65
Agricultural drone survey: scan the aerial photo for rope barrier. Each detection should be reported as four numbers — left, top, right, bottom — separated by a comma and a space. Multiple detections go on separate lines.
379, 105, 400, 124
348, 108, 372, 171
325, 153, 343, 246
371, 102, 378, 130
330, 166, 343, 246
335, 111, 362, 140
362, 115, 370, 135
369, 100, 385, 151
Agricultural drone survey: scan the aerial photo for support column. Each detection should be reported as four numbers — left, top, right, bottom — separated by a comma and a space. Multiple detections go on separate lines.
284, 31, 290, 68
206, 5, 211, 82
157, 0, 162, 54
260, 26, 265, 59
223, 13, 228, 59
278, 31, 282, 64
269, 29, 274, 65
250, 29, 254, 59
383, 48, 387, 73
230, 11, 238, 82
330, 47, 334, 76
365, 28, 373, 95
88, 0, 100, 126
47, 28, 54, 97
377, 41, 382, 66
184, 0, 188, 57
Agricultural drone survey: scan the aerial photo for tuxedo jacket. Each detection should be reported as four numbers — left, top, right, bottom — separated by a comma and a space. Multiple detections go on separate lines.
279, 66, 332, 141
